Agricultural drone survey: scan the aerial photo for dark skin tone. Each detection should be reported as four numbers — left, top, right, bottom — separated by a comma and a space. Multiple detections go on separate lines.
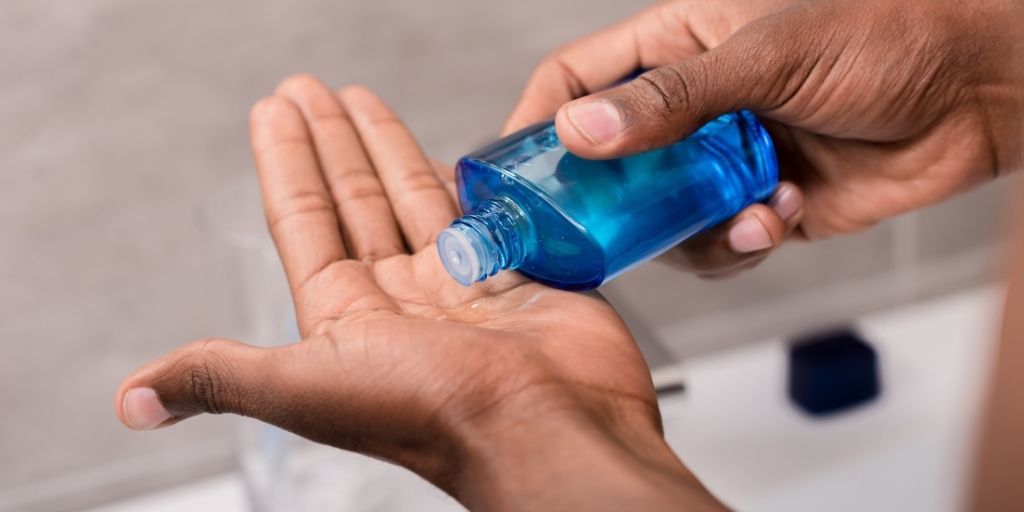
972, 219, 1024, 511
507, 0, 1022, 274
116, 0, 1022, 509
116, 79, 726, 510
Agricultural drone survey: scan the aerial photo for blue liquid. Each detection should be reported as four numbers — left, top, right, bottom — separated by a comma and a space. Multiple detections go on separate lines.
437, 111, 778, 291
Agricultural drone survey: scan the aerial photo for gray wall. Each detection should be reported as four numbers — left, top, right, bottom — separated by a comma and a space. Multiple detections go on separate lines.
0, 1, 1010, 511
0, 1, 644, 511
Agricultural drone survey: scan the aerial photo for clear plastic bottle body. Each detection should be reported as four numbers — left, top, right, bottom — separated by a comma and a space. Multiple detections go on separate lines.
438, 110, 778, 291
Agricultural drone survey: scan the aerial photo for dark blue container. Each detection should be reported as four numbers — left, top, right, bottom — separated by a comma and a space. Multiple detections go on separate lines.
788, 329, 882, 416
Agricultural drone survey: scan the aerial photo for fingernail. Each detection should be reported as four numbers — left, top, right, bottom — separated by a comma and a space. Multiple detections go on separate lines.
769, 186, 801, 221
567, 101, 621, 145
729, 217, 773, 253
123, 388, 171, 431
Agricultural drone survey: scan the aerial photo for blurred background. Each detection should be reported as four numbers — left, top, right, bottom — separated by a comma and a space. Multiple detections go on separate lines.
0, 1, 1015, 511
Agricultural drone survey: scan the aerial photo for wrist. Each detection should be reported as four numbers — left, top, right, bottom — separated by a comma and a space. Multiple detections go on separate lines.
445, 388, 725, 511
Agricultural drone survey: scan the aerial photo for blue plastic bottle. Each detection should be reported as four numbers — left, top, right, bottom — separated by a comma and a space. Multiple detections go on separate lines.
436, 110, 778, 291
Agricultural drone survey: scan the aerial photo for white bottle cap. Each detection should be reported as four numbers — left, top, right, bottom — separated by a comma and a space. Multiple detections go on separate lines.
437, 227, 483, 286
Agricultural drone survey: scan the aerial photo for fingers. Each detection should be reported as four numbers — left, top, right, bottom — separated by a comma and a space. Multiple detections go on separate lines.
339, 86, 459, 251
115, 338, 273, 429
429, 158, 459, 205
275, 75, 406, 260
553, 18, 808, 159
659, 182, 805, 276
502, 21, 639, 135
502, 2, 707, 135
250, 96, 347, 293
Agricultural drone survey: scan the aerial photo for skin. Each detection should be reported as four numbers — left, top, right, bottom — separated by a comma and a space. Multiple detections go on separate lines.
115, 0, 1023, 509
506, 0, 1023, 276
114, 77, 726, 510
971, 198, 1024, 511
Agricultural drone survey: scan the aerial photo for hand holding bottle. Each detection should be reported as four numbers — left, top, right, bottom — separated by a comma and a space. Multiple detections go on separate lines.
506, 0, 1023, 277
114, 76, 726, 511
439, 111, 779, 289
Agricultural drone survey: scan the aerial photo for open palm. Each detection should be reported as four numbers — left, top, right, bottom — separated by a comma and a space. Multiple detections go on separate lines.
115, 76, 661, 492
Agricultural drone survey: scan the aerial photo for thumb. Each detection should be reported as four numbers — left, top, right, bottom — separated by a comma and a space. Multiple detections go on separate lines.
114, 335, 462, 483
554, 19, 808, 159
115, 338, 282, 430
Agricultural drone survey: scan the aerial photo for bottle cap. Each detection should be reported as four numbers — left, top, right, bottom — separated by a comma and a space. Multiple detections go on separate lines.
437, 227, 482, 286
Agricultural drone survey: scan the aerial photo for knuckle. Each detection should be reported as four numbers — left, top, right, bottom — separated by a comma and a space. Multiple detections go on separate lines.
653, 0, 690, 36
632, 66, 696, 123
727, 13, 822, 110
535, 54, 587, 97
266, 190, 335, 230
328, 167, 385, 203
178, 338, 238, 415
736, 16, 781, 46
396, 167, 444, 194
534, 54, 563, 78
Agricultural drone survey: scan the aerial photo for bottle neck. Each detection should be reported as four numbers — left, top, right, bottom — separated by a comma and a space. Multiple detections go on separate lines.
437, 196, 534, 285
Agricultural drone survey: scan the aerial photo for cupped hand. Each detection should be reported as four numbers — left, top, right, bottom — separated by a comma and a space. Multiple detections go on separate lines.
114, 76, 714, 509
506, 0, 1023, 277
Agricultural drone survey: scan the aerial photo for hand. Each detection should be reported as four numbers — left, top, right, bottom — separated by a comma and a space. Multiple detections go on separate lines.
114, 76, 724, 510
506, 0, 1024, 277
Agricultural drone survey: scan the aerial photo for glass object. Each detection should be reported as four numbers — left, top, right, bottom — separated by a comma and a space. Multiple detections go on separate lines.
438, 110, 778, 290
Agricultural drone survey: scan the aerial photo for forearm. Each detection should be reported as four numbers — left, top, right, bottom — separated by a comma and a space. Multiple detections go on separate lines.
447, 395, 727, 511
